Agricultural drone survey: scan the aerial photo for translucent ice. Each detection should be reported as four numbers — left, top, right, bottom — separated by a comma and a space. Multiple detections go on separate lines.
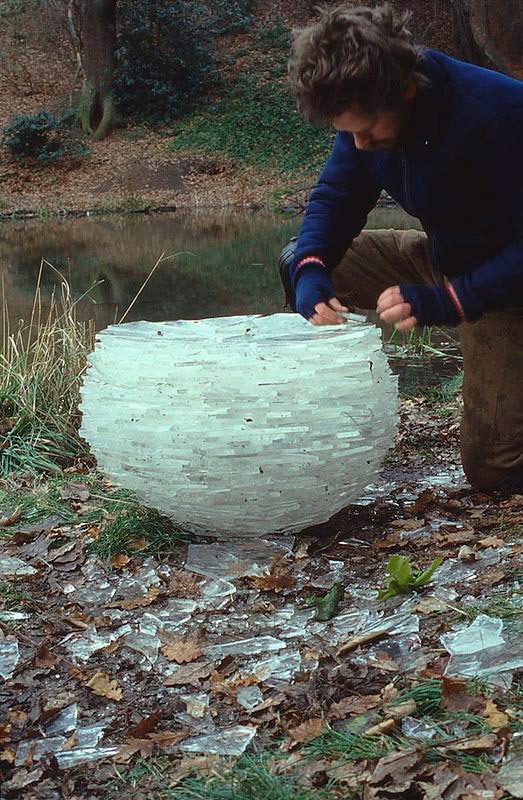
80, 314, 399, 537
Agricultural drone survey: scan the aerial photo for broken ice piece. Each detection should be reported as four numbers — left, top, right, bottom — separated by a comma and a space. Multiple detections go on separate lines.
0, 640, 19, 680
16, 736, 66, 766
0, 557, 37, 577
237, 686, 263, 710
199, 578, 236, 610
442, 615, 523, 686
180, 725, 256, 756
243, 651, 302, 684
204, 636, 285, 658
55, 745, 121, 769
45, 704, 78, 735
401, 716, 439, 740
182, 693, 209, 719
498, 733, 523, 798
185, 538, 294, 579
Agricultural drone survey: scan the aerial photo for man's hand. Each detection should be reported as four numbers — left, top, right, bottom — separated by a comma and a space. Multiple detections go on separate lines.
377, 286, 417, 331
309, 297, 349, 326
295, 267, 349, 324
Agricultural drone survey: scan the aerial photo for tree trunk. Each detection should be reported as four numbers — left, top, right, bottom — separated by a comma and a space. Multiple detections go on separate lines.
452, 0, 523, 79
77, 0, 118, 140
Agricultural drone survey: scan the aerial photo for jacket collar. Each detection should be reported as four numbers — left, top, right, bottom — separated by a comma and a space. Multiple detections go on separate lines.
407, 49, 448, 148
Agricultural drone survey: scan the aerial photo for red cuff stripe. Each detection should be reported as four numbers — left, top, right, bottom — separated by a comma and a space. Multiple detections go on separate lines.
445, 281, 465, 322
295, 256, 326, 273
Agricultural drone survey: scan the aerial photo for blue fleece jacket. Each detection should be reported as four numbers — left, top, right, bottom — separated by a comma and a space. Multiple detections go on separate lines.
291, 50, 523, 326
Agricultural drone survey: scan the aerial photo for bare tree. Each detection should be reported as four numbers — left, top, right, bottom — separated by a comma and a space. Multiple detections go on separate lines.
41, 0, 117, 138
452, 0, 523, 79
76, 0, 118, 140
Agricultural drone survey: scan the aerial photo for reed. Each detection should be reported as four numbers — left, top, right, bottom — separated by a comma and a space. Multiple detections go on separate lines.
0, 260, 96, 475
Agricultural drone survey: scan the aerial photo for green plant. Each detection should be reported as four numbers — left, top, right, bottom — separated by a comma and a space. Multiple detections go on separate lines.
171, 24, 333, 173
378, 555, 443, 600
114, 0, 254, 123
1, 110, 89, 165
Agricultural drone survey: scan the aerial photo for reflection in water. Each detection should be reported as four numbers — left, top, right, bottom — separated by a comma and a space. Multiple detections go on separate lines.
0, 207, 422, 333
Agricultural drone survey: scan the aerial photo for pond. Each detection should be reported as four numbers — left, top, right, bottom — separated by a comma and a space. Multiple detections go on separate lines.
0, 206, 460, 388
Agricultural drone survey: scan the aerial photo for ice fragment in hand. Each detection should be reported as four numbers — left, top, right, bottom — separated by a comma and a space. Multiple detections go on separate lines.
180, 726, 256, 755
442, 614, 523, 685
0, 641, 19, 680
80, 314, 398, 537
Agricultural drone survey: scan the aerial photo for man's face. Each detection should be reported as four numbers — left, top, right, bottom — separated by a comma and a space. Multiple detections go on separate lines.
332, 92, 414, 152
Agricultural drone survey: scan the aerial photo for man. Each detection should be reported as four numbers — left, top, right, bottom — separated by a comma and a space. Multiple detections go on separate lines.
279, 3, 523, 493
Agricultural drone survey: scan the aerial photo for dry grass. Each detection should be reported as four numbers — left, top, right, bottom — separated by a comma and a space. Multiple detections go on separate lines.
0, 260, 96, 474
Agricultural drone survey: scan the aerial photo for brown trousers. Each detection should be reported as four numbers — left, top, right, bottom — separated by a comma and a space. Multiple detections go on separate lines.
331, 229, 523, 492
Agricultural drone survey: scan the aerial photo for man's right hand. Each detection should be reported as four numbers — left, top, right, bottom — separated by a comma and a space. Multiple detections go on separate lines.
295, 267, 349, 325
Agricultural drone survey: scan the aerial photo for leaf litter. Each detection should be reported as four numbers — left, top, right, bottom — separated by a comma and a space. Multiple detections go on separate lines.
2, 395, 523, 796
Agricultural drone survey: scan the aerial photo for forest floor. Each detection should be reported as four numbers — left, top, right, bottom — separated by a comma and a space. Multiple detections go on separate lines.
3, 387, 523, 799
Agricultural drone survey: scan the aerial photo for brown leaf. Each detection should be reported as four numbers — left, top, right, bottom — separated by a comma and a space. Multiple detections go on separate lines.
328, 694, 381, 720
161, 634, 203, 664
413, 489, 437, 514
111, 554, 131, 569
441, 677, 481, 713
413, 596, 448, 614
483, 699, 509, 730
168, 569, 202, 595
107, 586, 161, 610
164, 662, 212, 686
127, 714, 161, 739
0, 507, 22, 527
370, 749, 423, 787
449, 734, 498, 751
83, 670, 123, 701
249, 559, 296, 593
0, 724, 11, 744
478, 536, 505, 548
0, 747, 16, 764
58, 482, 90, 501
288, 717, 323, 743
390, 518, 425, 530
34, 645, 58, 668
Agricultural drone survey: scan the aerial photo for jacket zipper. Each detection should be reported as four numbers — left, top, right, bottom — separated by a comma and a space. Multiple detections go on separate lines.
401, 149, 415, 216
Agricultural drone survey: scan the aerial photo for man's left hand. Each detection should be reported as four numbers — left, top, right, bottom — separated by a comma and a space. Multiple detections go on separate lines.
377, 286, 417, 331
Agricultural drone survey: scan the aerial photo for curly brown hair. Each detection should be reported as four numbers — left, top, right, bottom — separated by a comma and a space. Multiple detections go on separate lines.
288, 3, 429, 123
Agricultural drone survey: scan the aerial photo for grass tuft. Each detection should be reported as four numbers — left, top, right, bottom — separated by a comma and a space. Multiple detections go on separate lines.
0, 261, 95, 476
90, 505, 190, 561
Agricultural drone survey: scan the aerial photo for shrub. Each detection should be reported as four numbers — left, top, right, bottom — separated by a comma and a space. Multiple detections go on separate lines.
1, 109, 89, 165
114, 0, 255, 123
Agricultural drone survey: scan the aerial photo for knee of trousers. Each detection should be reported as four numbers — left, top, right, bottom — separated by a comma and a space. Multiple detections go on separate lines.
461, 436, 523, 493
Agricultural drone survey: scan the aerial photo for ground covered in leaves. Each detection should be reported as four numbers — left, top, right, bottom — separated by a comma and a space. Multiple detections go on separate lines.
2, 390, 523, 799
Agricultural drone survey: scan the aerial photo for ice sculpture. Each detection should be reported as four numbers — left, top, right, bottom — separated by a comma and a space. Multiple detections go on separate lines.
80, 314, 398, 537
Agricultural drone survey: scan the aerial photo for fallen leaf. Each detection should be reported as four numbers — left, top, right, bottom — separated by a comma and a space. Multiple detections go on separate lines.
84, 670, 123, 701
58, 482, 90, 501
447, 734, 498, 752
328, 695, 381, 720
309, 582, 344, 621
413, 489, 437, 514
478, 536, 505, 548
441, 677, 481, 713
127, 714, 161, 739
164, 662, 212, 686
483, 699, 509, 730
161, 634, 203, 664
365, 719, 396, 737
413, 596, 448, 614
0, 507, 22, 527
107, 586, 161, 610
390, 518, 425, 530
288, 717, 323, 743
458, 545, 477, 561
111, 554, 131, 569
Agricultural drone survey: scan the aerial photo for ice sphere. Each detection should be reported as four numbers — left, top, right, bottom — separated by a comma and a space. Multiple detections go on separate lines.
80, 314, 398, 537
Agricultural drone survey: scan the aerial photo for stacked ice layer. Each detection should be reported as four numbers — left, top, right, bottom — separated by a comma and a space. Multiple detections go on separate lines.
80, 314, 399, 537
